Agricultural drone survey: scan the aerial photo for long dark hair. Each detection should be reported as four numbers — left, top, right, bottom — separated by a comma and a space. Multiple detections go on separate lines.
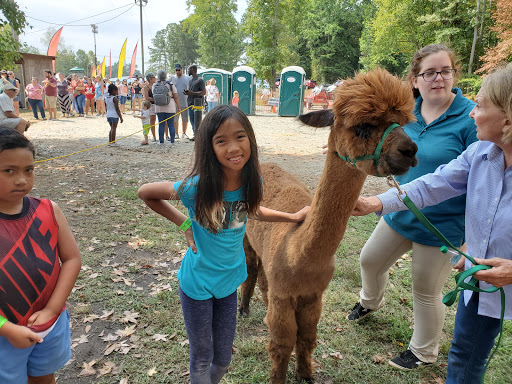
179, 105, 262, 233
0, 128, 35, 157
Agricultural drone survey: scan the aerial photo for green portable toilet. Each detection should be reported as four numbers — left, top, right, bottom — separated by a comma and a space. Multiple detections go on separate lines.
197, 68, 232, 105
278, 66, 306, 117
232, 66, 256, 115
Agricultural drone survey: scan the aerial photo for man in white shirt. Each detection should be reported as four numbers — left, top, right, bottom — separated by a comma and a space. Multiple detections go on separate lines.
170, 63, 191, 139
0, 83, 30, 134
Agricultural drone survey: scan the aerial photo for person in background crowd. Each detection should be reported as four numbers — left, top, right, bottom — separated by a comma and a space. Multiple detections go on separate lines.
43, 70, 58, 120
25, 77, 46, 120
232, 91, 239, 108
105, 83, 123, 146
84, 78, 96, 117
142, 73, 157, 142
132, 78, 142, 110
346, 44, 478, 371
184, 65, 206, 141
118, 79, 128, 114
153, 69, 180, 145
0, 83, 30, 134
71, 74, 85, 117
6, 72, 20, 115
0, 70, 9, 93
56, 73, 72, 118
206, 78, 220, 114
170, 63, 190, 139
94, 75, 106, 117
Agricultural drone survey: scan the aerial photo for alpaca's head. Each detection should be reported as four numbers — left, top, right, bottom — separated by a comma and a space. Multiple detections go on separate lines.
299, 68, 418, 176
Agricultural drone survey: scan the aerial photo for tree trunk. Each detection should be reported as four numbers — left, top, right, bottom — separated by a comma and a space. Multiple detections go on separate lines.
468, 0, 481, 75
478, 0, 487, 46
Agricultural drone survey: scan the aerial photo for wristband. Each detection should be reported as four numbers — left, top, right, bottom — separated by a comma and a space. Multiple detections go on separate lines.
0, 315, 7, 329
179, 218, 192, 231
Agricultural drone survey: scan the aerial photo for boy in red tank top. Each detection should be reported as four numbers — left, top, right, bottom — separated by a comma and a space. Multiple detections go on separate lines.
0, 128, 81, 383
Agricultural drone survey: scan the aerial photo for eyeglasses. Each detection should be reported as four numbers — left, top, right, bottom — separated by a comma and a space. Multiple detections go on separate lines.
175, 69, 181, 71
415, 69, 457, 82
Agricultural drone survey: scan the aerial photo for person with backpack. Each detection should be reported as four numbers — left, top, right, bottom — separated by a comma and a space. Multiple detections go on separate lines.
153, 69, 180, 145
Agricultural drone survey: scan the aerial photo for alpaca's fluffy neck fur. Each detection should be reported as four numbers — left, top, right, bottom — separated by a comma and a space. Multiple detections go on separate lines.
294, 146, 367, 260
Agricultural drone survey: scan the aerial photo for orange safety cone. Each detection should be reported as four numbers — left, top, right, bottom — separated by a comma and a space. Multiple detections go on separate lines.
271, 105, 276, 113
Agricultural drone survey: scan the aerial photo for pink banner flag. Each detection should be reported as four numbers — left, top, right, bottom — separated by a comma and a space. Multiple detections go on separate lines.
129, 41, 138, 78
91, 65, 96, 78
47, 27, 63, 73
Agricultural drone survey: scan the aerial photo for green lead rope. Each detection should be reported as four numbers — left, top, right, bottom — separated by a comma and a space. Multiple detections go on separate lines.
400, 194, 505, 383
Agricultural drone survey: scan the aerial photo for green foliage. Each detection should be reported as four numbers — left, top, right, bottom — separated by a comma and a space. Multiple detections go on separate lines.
302, 0, 366, 82
457, 75, 482, 97
20, 43, 40, 54
0, 0, 29, 70
148, 21, 199, 73
185, 0, 243, 70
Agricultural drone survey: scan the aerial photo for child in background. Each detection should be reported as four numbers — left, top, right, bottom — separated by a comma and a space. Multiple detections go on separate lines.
0, 128, 81, 383
137, 105, 309, 384
232, 91, 239, 108
133, 100, 152, 145
105, 83, 123, 146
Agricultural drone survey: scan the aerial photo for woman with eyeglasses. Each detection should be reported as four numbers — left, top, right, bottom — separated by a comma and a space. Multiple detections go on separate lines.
346, 44, 478, 371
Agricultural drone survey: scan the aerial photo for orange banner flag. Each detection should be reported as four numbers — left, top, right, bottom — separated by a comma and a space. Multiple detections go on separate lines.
47, 27, 63, 73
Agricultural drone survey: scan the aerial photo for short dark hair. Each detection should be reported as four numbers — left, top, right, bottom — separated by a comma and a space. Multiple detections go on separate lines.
179, 105, 262, 233
108, 83, 118, 94
44, 69, 51, 75
0, 128, 35, 157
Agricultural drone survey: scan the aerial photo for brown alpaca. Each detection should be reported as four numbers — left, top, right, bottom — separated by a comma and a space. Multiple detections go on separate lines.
239, 69, 419, 383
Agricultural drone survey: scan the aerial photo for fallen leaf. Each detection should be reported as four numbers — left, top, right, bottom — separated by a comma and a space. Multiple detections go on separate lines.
73, 334, 89, 344
78, 360, 97, 377
102, 333, 119, 342
85, 325, 91, 333
151, 334, 168, 342
147, 367, 158, 376
372, 354, 387, 364
120, 310, 139, 324
97, 361, 117, 376
329, 351, 344, 360
119, 379, 128, 384
116, 324, 137, 337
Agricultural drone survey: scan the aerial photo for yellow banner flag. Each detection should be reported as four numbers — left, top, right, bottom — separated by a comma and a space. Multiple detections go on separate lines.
101, 57, 106, 78
118, 39, 127, 79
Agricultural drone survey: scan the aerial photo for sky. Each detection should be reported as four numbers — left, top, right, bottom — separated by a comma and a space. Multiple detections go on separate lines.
16, 0, 247, 72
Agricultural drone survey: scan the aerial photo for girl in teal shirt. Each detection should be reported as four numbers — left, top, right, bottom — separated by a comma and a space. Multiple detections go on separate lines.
138, 105, 309, 384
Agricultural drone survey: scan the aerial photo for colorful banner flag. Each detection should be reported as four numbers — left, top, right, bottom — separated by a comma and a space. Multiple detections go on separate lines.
118, 39, 127, 79
47, 27, 63, 73
91, 65, 97, 78
109, 50, 112, 78
101, 57, 106, 78
129, 41, 138, 79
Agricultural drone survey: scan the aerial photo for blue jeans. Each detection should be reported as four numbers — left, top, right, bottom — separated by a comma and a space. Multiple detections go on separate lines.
28, 98, 45, 119
179, 287, 237, 384
75, 94, 85, 115
207, 101, 218, 114
156, 112, 174, 143
446, 293, 501, 384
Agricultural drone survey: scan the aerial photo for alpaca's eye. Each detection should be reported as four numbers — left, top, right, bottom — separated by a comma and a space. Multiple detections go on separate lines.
353, 124, 373, 139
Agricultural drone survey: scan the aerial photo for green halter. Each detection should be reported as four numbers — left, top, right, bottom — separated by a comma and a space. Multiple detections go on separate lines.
336, 123, 401, 169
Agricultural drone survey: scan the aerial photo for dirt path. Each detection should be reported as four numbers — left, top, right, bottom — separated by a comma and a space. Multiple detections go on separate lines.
29, 112, 388, 194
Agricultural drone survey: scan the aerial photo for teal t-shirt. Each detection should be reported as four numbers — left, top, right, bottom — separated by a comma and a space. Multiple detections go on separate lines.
174, 176, 248, 300
384, 88, 478, 246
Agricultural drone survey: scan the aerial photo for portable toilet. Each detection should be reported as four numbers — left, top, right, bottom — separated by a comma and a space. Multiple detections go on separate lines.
278, 66, 306, 117
232, 66, 256, 115
197, 68, 232, 105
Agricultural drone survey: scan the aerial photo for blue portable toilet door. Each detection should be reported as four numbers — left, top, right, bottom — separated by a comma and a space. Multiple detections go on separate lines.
280, 72, 302, 116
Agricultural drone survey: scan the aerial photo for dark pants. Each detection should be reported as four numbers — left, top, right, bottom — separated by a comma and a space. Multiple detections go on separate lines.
179, 287, 237, 384
188, 107, 196, 136
28, 98, 45, 119
156, 112, 174, 143
446, 293, 501, 384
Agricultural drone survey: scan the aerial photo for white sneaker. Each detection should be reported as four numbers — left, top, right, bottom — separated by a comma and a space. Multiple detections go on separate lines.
175, 133, 180, 139
182, 133, 189, 139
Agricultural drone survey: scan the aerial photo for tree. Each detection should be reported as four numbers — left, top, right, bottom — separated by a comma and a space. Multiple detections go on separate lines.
186, 0, 243, 69
302, 0, 366, 82
0, 0, 29, 69
243, 0, 289, 87
477, 0, 512, 73
148, 21, 199, 73
20, 43, 40, 54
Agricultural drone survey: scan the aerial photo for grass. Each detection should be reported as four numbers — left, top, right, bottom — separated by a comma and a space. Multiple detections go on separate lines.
42, 166, 512, 384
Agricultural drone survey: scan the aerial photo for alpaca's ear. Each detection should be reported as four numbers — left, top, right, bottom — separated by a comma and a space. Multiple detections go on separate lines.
298, 110, 334, 127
